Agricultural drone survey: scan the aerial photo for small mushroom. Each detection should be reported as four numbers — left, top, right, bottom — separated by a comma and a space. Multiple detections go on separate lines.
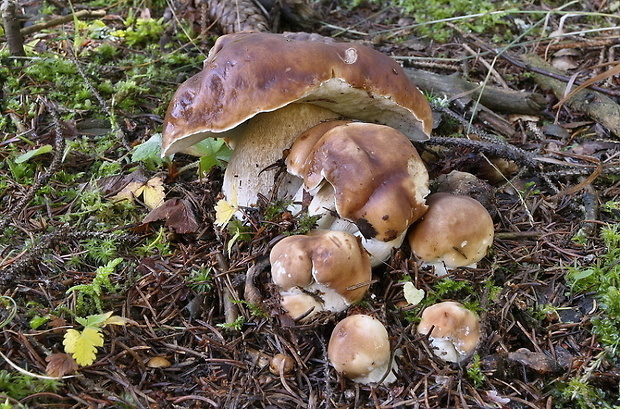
417, 301, 481, 363
328, 314, 397, 384
407, 192, 494, 275
269, 353, 295, 375
287, 121, 430, 265
162, 32, 432, 207
270, 230, 372, 319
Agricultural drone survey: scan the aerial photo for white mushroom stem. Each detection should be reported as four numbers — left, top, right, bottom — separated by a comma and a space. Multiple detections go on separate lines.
222, 103, 340, 208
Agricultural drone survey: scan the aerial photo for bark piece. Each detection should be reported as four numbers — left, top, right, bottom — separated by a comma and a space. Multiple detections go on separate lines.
404, 68, 545, 116
1, 0, 25, 57
521, 53, 620, 138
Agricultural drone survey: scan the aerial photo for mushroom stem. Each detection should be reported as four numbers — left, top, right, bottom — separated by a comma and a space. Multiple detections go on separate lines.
222, 103, 340, 208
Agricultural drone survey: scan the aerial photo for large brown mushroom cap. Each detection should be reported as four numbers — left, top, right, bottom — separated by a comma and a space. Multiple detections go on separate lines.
162, 32, 432, 156
407, 192, 494, 272
328, 314, 397, 384
417, 301, 481, 363
269, 230, 372, 313
287, 122, 429, 243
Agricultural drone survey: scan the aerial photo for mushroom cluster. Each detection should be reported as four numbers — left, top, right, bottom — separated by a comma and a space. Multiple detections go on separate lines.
269, 230, 372, 320
286, 120, 430, 265
161, 31, 494, 385
162, 31, 432, 209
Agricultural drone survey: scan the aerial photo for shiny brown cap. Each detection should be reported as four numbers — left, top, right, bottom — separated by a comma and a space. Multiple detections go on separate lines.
269, 230, 372, 308
288, 122, 429, 242
328, 314, 395, 384
417, 301, 481, 363
408, 193, 494, 268
162, 32, 432, 156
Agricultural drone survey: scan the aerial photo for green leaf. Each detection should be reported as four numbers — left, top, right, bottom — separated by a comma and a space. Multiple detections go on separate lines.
190, 139, 232, 174
14, 145, 53, 163
76, 311, 114, 328
132, 133, 163, 167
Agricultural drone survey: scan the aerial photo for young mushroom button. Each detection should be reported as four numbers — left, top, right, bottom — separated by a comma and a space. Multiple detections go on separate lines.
417, 301, 482, 363
287, 121, 430, 266
328, 314, 397, 384
407, 193, 494, 276
161, 32, 432, 208
269, 230, 372, 320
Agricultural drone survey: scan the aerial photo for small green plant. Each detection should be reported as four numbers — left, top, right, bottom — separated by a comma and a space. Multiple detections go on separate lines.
0, 370, 62, 401
66, 258, 123, 314
187, 267, 213, 293
135, 226, 172, 256
232, 299, 267, 319
63, 311, 128, 366
559, 224, 620, 408
217, 315, 245, 331
466, 354, 486, 387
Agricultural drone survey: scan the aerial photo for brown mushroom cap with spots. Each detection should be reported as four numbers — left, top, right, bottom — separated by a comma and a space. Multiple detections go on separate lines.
269, 230, 372, 317
161, 32, 432, 208
407, 192, 494, 275
286, 121, 429, 265
417, 301, 482, 363
162, 32, 432, 156
328, 314, 397, 384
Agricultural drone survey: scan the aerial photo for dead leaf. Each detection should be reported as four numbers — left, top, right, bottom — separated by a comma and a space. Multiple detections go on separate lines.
142, 198, 200, 234
96, 168, 148, 196
45, 353, 79, 377
111, 175, 166, 210
508, 348, 561, 373
136, 177, 166, 210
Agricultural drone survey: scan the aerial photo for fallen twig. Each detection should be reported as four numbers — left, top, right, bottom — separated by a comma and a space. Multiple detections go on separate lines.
19, 9, 106, 36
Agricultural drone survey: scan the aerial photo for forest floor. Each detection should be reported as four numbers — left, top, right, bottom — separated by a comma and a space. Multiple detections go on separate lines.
0, 1, 619, 408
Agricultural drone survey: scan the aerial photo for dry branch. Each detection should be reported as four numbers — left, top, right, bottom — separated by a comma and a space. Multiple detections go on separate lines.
404, 68, 546, 116
521, 53, 620, 138
19, 9, 106, 36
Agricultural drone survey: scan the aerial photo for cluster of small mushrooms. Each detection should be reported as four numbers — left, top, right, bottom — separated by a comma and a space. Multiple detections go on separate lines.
162, 32, 494, 384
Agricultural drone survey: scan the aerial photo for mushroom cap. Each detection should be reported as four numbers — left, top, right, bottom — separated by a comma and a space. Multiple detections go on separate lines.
269, 230, 372, 311
417, 301, 481, 363
279, 289, 324, 321
162, 32, 432, 156
328, 314, 396, 384
287, 122, 429, 242
407, 192, 494, 270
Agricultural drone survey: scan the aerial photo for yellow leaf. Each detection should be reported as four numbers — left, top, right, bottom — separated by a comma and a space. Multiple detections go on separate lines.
63, 327, 104, 366
111, 181, 144, 203
111, 177, 165, 210
403, 282, 425, 306
140, 177, 166, 210
102, 315, 132, 326
214, 184, 238, 227
214, 199, 236, 227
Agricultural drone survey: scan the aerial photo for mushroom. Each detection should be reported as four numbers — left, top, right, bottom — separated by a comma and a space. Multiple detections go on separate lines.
417, 301, 481, 363
269, 230, 372, 319
286, 121, 430, 266
161, 32, 432, 207
328, 314, 397, 384
407, 192, 494, 276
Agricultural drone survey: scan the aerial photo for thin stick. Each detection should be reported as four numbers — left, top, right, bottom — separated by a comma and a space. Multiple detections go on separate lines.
20, 9, 106, 36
